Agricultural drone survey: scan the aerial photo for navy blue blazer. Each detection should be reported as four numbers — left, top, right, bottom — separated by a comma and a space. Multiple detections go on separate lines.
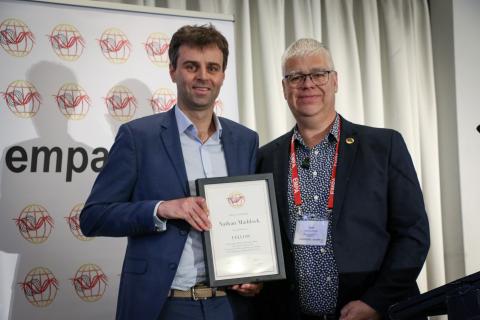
80, 107, 259, 320
256, 116, 429, 319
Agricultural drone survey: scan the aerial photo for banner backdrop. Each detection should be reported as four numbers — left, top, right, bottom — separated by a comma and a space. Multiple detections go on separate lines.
0, 1, 237, 319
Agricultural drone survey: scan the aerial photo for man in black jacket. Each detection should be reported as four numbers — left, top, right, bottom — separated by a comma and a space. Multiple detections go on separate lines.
256, 38, 430, 320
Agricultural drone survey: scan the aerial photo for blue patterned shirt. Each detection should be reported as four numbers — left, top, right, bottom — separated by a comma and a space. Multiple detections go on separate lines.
287, 114, 340, 315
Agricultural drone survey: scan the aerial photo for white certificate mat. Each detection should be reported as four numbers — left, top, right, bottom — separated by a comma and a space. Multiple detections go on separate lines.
196, 174, 285, 287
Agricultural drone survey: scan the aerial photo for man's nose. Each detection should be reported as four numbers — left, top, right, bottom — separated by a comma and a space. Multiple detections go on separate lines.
300, 74, 316, 88
196, 66, 208, 79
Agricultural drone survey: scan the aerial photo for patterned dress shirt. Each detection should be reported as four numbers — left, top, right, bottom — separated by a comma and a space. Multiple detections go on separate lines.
287, 114, 340, 315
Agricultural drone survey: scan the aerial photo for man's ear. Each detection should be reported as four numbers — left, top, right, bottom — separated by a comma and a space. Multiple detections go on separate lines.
169, 64, 176, 82
333, 71, 338, 93
282, 80, 287, 100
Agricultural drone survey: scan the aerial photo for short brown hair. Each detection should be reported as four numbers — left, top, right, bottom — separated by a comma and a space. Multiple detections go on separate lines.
169, 24, 229, 71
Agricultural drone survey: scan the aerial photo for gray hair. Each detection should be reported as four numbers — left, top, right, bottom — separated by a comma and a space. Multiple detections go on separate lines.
281, 38, 335, 75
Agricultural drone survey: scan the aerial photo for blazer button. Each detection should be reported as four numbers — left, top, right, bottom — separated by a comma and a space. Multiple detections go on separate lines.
168, 263, 177, 270
179, 230, 188, 236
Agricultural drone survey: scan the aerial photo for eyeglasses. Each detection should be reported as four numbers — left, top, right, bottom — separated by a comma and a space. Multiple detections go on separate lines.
283, 70, 334, 87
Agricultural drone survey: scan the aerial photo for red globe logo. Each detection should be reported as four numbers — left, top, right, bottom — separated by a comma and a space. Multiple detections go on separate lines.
0, 18, 35, 57
71, 264, 108, 302
144, 32, 170, 67
150, 88, 176, 113
2, 80, 41, 118
48, 24, 85, 61
105, 85, 137, 121
65, 203, 92, 241
214, 99, 224, 116
227, 192, 245, 208
54, 83, 91, 120
19, 267, 59, 307
98, 28, 131, 64
13, 204, 54, 244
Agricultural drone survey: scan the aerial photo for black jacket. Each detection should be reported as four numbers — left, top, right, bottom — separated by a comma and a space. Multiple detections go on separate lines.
256, 117, 430, 319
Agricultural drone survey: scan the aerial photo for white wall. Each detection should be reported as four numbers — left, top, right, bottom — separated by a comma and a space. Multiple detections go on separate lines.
452, 0, 480, 276
431, 0, 480, 280
430, 0, 465, 283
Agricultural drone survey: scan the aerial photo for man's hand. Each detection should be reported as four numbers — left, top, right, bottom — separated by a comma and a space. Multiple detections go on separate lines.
157, 197, 211, 231
339, 300, 380, 320
230, 283, 263, 296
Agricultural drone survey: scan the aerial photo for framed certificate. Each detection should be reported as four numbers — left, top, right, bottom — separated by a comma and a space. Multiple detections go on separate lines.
196, 173, 286, 287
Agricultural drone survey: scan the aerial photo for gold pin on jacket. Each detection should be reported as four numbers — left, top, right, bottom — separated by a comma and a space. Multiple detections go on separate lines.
346, 137, 355, 144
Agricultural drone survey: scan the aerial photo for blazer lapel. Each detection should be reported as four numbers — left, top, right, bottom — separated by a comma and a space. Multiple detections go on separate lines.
331, 117, 358, 228
272, 131, 294, 244
220, 119, 239, 176
158, 107, 189, 195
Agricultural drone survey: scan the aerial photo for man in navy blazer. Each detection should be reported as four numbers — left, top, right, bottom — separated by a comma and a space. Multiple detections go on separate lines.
80, 25, 260, 320
256, 39, 429, 320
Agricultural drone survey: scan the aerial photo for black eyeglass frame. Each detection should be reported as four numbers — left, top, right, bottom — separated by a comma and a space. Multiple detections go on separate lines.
283, 70, 335, 87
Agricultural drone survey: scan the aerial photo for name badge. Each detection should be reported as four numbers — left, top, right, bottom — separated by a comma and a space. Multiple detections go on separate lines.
293, 220, 328, 246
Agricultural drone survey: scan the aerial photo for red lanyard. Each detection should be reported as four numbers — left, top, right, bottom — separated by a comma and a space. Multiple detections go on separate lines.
290, 119, 341, 212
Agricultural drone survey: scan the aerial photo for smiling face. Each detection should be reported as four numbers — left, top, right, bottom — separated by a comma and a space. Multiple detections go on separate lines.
282, 53, 337, 123
169, 44, 225, 112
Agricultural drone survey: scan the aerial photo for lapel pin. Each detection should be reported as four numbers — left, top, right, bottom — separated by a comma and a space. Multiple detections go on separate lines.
346, 137, 355, 144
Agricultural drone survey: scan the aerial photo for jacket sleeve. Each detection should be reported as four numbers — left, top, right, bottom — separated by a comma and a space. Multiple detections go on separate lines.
361, 131, 430, 314
80, 124, 158, 237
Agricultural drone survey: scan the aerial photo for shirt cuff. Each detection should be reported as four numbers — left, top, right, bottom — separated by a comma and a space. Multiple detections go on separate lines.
153, 201, 167, 232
